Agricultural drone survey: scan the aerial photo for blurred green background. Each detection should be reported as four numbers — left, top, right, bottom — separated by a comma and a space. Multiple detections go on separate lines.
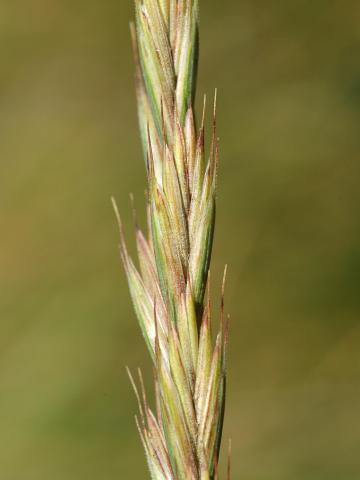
1, 1, 359, 478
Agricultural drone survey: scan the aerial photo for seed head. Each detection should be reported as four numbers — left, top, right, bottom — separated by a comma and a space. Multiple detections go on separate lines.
114, 2, 229, 478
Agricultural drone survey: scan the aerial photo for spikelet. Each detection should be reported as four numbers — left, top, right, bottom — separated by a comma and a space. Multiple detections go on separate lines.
114, 1, 229, 478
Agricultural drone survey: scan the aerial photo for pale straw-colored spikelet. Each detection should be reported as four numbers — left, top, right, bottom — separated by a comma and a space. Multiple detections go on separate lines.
113, 1, 229, 478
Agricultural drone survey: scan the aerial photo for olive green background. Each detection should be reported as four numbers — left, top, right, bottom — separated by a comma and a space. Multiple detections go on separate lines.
1, 1, 359, 478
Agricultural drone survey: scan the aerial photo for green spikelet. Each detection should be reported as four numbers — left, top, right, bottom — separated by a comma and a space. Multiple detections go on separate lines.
114, 1, 229, 478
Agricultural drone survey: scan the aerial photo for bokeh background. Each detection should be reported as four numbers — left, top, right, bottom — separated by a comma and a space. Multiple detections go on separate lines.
1, 1, 359, 478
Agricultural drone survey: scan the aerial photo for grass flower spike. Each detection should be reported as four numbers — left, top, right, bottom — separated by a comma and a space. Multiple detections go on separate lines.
113, 1, 229, 478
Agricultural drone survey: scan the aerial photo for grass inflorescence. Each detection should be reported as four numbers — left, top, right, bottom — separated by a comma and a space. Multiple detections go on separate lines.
113, 1, 229, 478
